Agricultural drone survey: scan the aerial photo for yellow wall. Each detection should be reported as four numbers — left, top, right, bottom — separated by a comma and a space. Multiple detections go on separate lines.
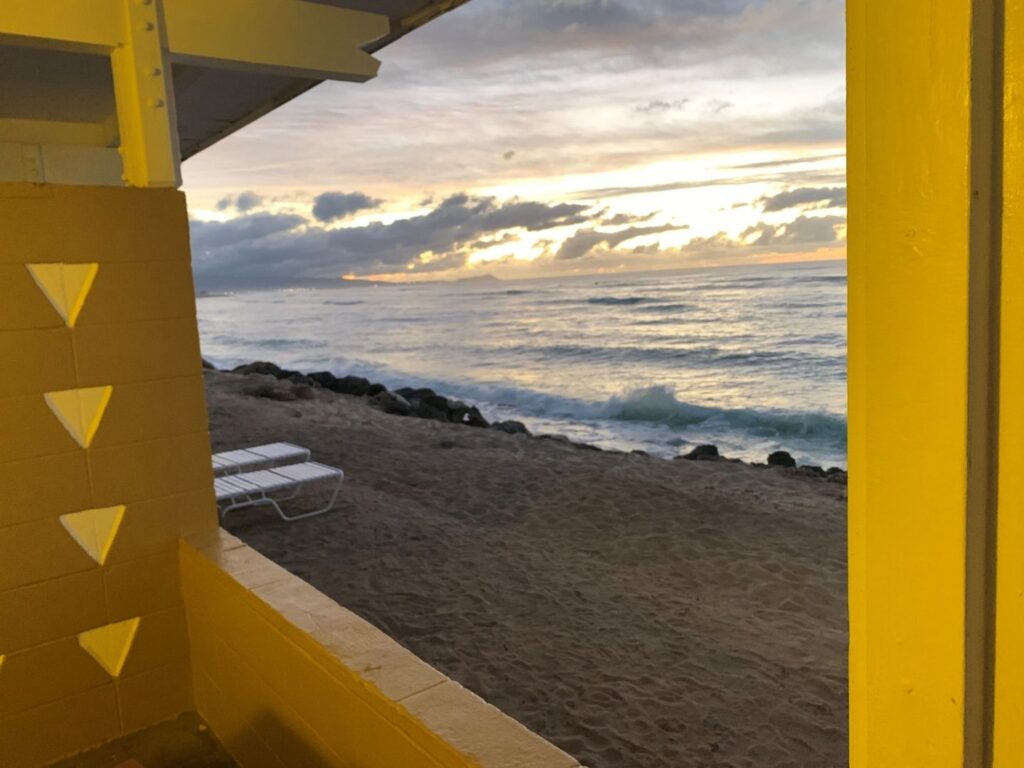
0, 183, 219, 766
994, 0, 1024, 763
181, 531, 580, 768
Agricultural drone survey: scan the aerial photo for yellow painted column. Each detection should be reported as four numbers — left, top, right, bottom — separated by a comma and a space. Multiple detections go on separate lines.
0, 183, 218, 767
847, 2, 1001, 765
993, 0, 1024, 763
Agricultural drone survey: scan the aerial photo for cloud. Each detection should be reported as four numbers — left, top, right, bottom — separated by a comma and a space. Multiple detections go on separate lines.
759, 186, 846, 212
191, 193, 596, 290
214, 191, 264, 212
635, 99, 689, 114
555, 223, 687, 260
741, 214, 846, 246
312, 191, 382, 222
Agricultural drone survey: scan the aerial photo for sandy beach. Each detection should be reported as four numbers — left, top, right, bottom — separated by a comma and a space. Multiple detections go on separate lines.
206, 368, 848, 768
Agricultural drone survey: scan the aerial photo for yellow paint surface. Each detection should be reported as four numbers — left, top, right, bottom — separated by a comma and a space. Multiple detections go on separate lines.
993, 0, 1024, 762
44, 385, 113, 449
78, 618, 140, 678
59, 505, 126, 566
847, 2, 977, 765
25, 262, 98, 328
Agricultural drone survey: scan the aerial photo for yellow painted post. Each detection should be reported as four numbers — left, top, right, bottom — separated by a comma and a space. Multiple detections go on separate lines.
847, 2, 1003, 765
110, 0, 181, 188
993, 0, 1024, 764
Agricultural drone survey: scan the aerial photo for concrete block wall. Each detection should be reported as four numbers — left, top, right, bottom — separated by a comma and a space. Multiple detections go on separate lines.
182, 530, 583, 768
0, 183, 219, 767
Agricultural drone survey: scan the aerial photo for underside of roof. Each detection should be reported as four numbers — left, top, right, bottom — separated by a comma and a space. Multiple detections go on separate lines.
177, 0, 471, 159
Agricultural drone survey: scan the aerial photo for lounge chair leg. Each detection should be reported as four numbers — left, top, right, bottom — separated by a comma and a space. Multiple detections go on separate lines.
276, 473, 343, 521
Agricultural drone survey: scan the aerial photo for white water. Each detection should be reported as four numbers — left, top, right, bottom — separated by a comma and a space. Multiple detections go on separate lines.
197, 260, 847, 467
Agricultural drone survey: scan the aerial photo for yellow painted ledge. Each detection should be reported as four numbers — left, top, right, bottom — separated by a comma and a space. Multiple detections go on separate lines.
180, 532, 580, 768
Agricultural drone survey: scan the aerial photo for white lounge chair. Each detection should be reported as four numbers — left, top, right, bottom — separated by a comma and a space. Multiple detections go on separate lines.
215, 461, 344, 522
212, 442, 311, 476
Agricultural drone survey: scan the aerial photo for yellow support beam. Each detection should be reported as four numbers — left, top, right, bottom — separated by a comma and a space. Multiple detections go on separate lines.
110, 0, 180, 188
0, 0, 119, 51
993, 0, 1024, 763
848, 1, 1003, 765
163, 0, 388, 81
0, 119, 115, 148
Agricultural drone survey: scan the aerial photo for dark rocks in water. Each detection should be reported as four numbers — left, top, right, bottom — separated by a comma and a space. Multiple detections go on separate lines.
201, 358, 217, 371
826, 466, 845, 476
537, 434, 572, 445
492, 420, 531, 436
681, 444, 720, 461
284, 372, 312, 386
767, 450, 797, 468
374, 390, 412, 416
308, 371, 338, 389
333, 375, 373, 396
826, 468, 848, 485
574, 442, 603, 452
366, 382, 387, 397
396, 387, 436, 401
631, 449, 650, 457
449, 401, 489, 428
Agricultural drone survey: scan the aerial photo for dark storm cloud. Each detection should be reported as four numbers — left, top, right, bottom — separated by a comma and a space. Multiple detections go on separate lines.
759, 186, 846, 212
311, 191, 382, 223
191, 193, 595, 290
555, 224, 687, 260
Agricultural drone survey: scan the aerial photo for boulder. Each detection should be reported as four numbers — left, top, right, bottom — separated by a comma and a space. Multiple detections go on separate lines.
492, 420, 531, 436
232, 361, 284, 378
308, 371, 338, 389
333, 375, 372, 396
366, 382, 387, 397
374, 390, 412, 416
201, 358, 217, 371
767, 450, 797, 468
284, 372, 313, 386
681, 444, 720, 461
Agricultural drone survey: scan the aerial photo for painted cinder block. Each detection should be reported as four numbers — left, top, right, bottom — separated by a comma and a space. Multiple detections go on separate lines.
116, 661, 192, 737
91, 375, 209, 449
73, 317, 203, 386
0, 450, 91, 529
118, 607, 190, 678
0, 394, 84, 464
88, 431, 215, 506
0, 684, 120, 768
0, 636, 111, 718
105, 550, 183, 621
0, 517, 98, 592
105, 487, 217, 565
0, 328, 77, 398
0, 569, 106, 654
193, 670, 290, 768
0, 264, 66, 330
402, 681, 581, 768
76, 261, 198, 327
181, 542, 470, 768
0, 184, 190, 265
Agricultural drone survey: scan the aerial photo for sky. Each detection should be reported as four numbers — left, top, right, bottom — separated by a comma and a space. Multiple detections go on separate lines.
182, 0, 846, 291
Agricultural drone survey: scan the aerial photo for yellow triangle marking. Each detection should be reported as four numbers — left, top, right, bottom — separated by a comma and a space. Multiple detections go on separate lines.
78, 618, 140, 678
60, 505, 126, 565
26, 262, 99, 328
44, 386, 113, 448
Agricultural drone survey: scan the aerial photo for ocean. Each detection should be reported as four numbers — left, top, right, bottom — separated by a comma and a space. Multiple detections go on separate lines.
197, 259, 848, 468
